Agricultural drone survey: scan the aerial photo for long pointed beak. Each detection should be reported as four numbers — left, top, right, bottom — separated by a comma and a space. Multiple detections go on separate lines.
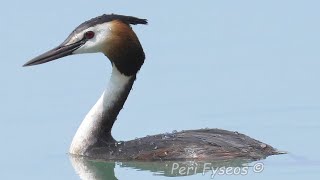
23, 38, 86, 67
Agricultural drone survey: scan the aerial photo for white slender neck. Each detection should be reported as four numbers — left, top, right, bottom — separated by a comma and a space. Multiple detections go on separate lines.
69, 65, 135, 155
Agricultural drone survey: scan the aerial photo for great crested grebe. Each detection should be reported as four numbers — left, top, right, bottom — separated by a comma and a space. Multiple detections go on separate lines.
24, 14, 280, 161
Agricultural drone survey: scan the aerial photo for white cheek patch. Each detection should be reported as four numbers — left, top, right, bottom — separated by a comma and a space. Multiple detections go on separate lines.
73, 23, 111, 54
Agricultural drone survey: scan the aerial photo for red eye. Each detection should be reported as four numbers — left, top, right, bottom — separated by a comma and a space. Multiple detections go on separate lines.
84, 31, 95, 39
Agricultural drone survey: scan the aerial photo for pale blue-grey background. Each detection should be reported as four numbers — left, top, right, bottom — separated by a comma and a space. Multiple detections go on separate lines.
1, 0, 319, 179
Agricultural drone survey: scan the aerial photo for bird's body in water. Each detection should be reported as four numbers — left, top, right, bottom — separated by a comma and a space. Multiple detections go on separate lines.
24, 14, 280, 161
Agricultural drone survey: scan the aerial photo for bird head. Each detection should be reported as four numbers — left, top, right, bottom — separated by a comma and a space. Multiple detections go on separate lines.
23, 14, 147, 76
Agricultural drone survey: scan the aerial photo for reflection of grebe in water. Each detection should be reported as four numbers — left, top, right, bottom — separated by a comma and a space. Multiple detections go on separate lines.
69, 155, 254, 179
24, 14, 280, 160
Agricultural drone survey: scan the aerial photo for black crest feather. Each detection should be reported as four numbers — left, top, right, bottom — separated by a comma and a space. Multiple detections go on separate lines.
75, 14, 148, 33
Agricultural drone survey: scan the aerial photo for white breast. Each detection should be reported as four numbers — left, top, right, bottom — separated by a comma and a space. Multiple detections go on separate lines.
69, 65, 132, 155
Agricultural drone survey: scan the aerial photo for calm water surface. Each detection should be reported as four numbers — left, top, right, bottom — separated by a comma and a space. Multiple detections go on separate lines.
1, 0, 320, 179
1, 108, 319, 179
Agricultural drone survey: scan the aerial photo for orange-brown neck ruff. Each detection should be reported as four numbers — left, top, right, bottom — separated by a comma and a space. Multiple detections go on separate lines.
103, 20, 145, 76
